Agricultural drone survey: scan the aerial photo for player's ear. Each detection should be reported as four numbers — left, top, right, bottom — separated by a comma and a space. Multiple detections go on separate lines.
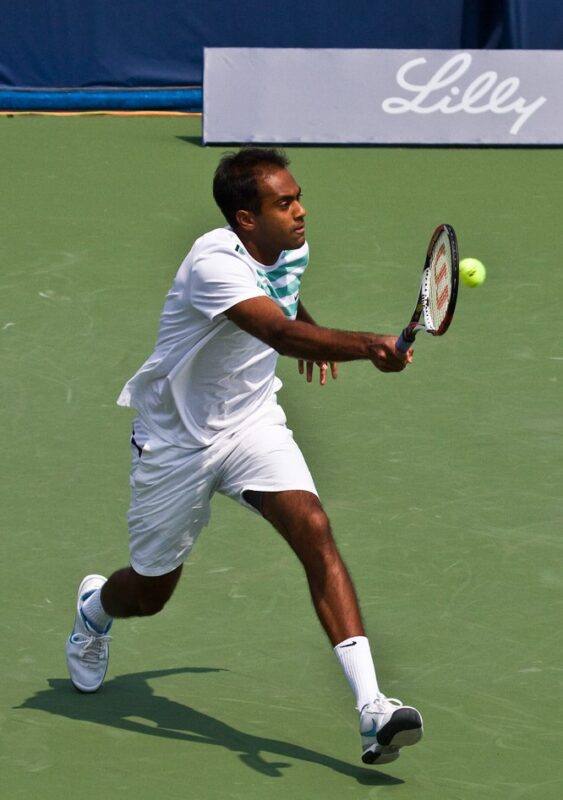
235, 209, 255, 232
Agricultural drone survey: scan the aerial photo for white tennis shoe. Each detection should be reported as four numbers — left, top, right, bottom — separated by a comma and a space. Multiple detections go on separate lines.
360, 695, 423, 765
65, 574, 111, 693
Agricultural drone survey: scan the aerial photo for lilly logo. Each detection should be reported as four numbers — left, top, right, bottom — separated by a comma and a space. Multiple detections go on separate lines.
382, 52, 546, 135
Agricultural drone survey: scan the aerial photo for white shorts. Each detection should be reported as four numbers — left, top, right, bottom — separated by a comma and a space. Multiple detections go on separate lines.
127, 408, 318, 576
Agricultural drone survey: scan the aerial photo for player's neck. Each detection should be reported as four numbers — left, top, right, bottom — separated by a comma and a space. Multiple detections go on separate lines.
238, 235, 281, 267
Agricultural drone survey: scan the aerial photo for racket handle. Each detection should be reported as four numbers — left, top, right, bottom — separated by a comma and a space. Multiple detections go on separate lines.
396, 328, 416, 354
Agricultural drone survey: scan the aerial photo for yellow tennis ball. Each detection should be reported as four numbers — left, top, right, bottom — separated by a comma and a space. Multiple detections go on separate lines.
460, 258, 486, 287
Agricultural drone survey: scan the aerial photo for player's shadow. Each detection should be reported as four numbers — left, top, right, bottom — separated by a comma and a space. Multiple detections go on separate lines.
17, 667, 402, 786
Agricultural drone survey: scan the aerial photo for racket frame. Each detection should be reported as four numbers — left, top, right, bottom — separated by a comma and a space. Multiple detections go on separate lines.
396, 223, 459, 353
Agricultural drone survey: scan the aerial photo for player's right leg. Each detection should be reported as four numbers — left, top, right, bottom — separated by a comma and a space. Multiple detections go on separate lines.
66, 574, 112, 693
65, 566, 182, 692
66, 424, 213, 692
100, 564, 183, 617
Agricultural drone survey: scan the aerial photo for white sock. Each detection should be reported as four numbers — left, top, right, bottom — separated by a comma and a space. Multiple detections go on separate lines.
334, 635, 381, 711
81, 588, 113, 633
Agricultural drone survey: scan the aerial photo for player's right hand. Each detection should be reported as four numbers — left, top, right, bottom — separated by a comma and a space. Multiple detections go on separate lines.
368, 335, 413, 373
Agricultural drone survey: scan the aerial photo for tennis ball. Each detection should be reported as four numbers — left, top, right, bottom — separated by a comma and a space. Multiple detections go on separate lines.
460, 258, 486, 287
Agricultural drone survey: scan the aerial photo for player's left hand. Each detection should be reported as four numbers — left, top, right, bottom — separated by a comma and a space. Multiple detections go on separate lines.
298, 360, 338, 385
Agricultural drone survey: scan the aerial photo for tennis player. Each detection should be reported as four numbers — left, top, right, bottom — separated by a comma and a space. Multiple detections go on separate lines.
66, 148, 422, 766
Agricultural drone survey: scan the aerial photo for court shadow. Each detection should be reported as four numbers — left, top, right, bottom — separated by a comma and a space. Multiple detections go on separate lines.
17, 667, 402, 786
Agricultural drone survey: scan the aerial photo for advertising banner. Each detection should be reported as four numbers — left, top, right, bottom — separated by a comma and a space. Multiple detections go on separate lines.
204, 48, 563, 145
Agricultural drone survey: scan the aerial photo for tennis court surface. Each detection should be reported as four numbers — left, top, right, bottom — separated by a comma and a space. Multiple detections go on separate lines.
1, 115, 562, 799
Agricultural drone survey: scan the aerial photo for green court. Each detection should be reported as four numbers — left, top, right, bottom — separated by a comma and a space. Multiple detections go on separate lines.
1, 115, 562, 799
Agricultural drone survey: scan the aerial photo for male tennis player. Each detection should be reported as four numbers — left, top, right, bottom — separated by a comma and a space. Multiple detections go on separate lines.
66, 148, 422, 766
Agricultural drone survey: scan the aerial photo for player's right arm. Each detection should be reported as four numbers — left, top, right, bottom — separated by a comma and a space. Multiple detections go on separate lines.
225, 296, 410, 373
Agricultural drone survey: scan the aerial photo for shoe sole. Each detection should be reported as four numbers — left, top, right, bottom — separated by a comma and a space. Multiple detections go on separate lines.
362, 747, 400, 765
387, 727, 423, 747
361, 731, 421, 766
377, 707, 423, 746
68, 573, 108, 693
361, 707, 423, 765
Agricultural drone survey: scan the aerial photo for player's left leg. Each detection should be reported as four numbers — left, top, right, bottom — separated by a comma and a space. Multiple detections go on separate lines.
245, 489, 364, 644
218, 414, 422, 765
253, 488, 423, 766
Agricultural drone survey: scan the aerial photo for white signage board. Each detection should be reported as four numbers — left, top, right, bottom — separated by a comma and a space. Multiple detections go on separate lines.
204, 48, 563, 145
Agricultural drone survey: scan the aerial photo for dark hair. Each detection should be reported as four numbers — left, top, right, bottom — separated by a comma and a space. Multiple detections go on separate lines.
213, 147, 289, 228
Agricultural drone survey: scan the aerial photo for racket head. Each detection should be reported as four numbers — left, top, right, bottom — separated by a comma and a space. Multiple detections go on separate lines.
421, 223, 459, 336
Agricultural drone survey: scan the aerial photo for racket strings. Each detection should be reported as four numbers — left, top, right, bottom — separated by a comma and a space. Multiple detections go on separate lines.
425, 232, 453, 332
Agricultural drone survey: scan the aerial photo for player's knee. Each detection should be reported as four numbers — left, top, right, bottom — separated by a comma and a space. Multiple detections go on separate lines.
136, 582, 176, 616
131, 565, 181, 617
305, 507, 332, 538
300, 508, 335, 559
137, 593, 169, 616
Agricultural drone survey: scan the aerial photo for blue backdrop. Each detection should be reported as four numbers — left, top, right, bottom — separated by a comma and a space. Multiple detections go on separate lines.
0, 1, 560, 109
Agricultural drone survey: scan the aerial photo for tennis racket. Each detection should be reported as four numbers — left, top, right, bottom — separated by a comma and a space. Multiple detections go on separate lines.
396, 224, 459, 354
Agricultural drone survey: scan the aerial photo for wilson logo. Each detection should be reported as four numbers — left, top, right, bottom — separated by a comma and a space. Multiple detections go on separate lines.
433, 255, 450, 311
435, 263, 448, 285
435, 244, 446, 262
436, 285, 449, 310
382, 52, 546, 135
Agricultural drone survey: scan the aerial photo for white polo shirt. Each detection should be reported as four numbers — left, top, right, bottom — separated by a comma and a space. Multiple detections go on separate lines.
117, 227, 309, 448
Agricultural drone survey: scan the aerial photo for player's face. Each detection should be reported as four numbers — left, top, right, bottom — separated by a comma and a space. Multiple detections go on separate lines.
254, 168, 307, 250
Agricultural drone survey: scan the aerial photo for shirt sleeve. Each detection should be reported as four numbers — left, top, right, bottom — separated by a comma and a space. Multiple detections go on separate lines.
189, 248, 267, 321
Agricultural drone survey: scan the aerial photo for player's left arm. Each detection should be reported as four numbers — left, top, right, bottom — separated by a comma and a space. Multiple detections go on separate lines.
296, 301, 339, 385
